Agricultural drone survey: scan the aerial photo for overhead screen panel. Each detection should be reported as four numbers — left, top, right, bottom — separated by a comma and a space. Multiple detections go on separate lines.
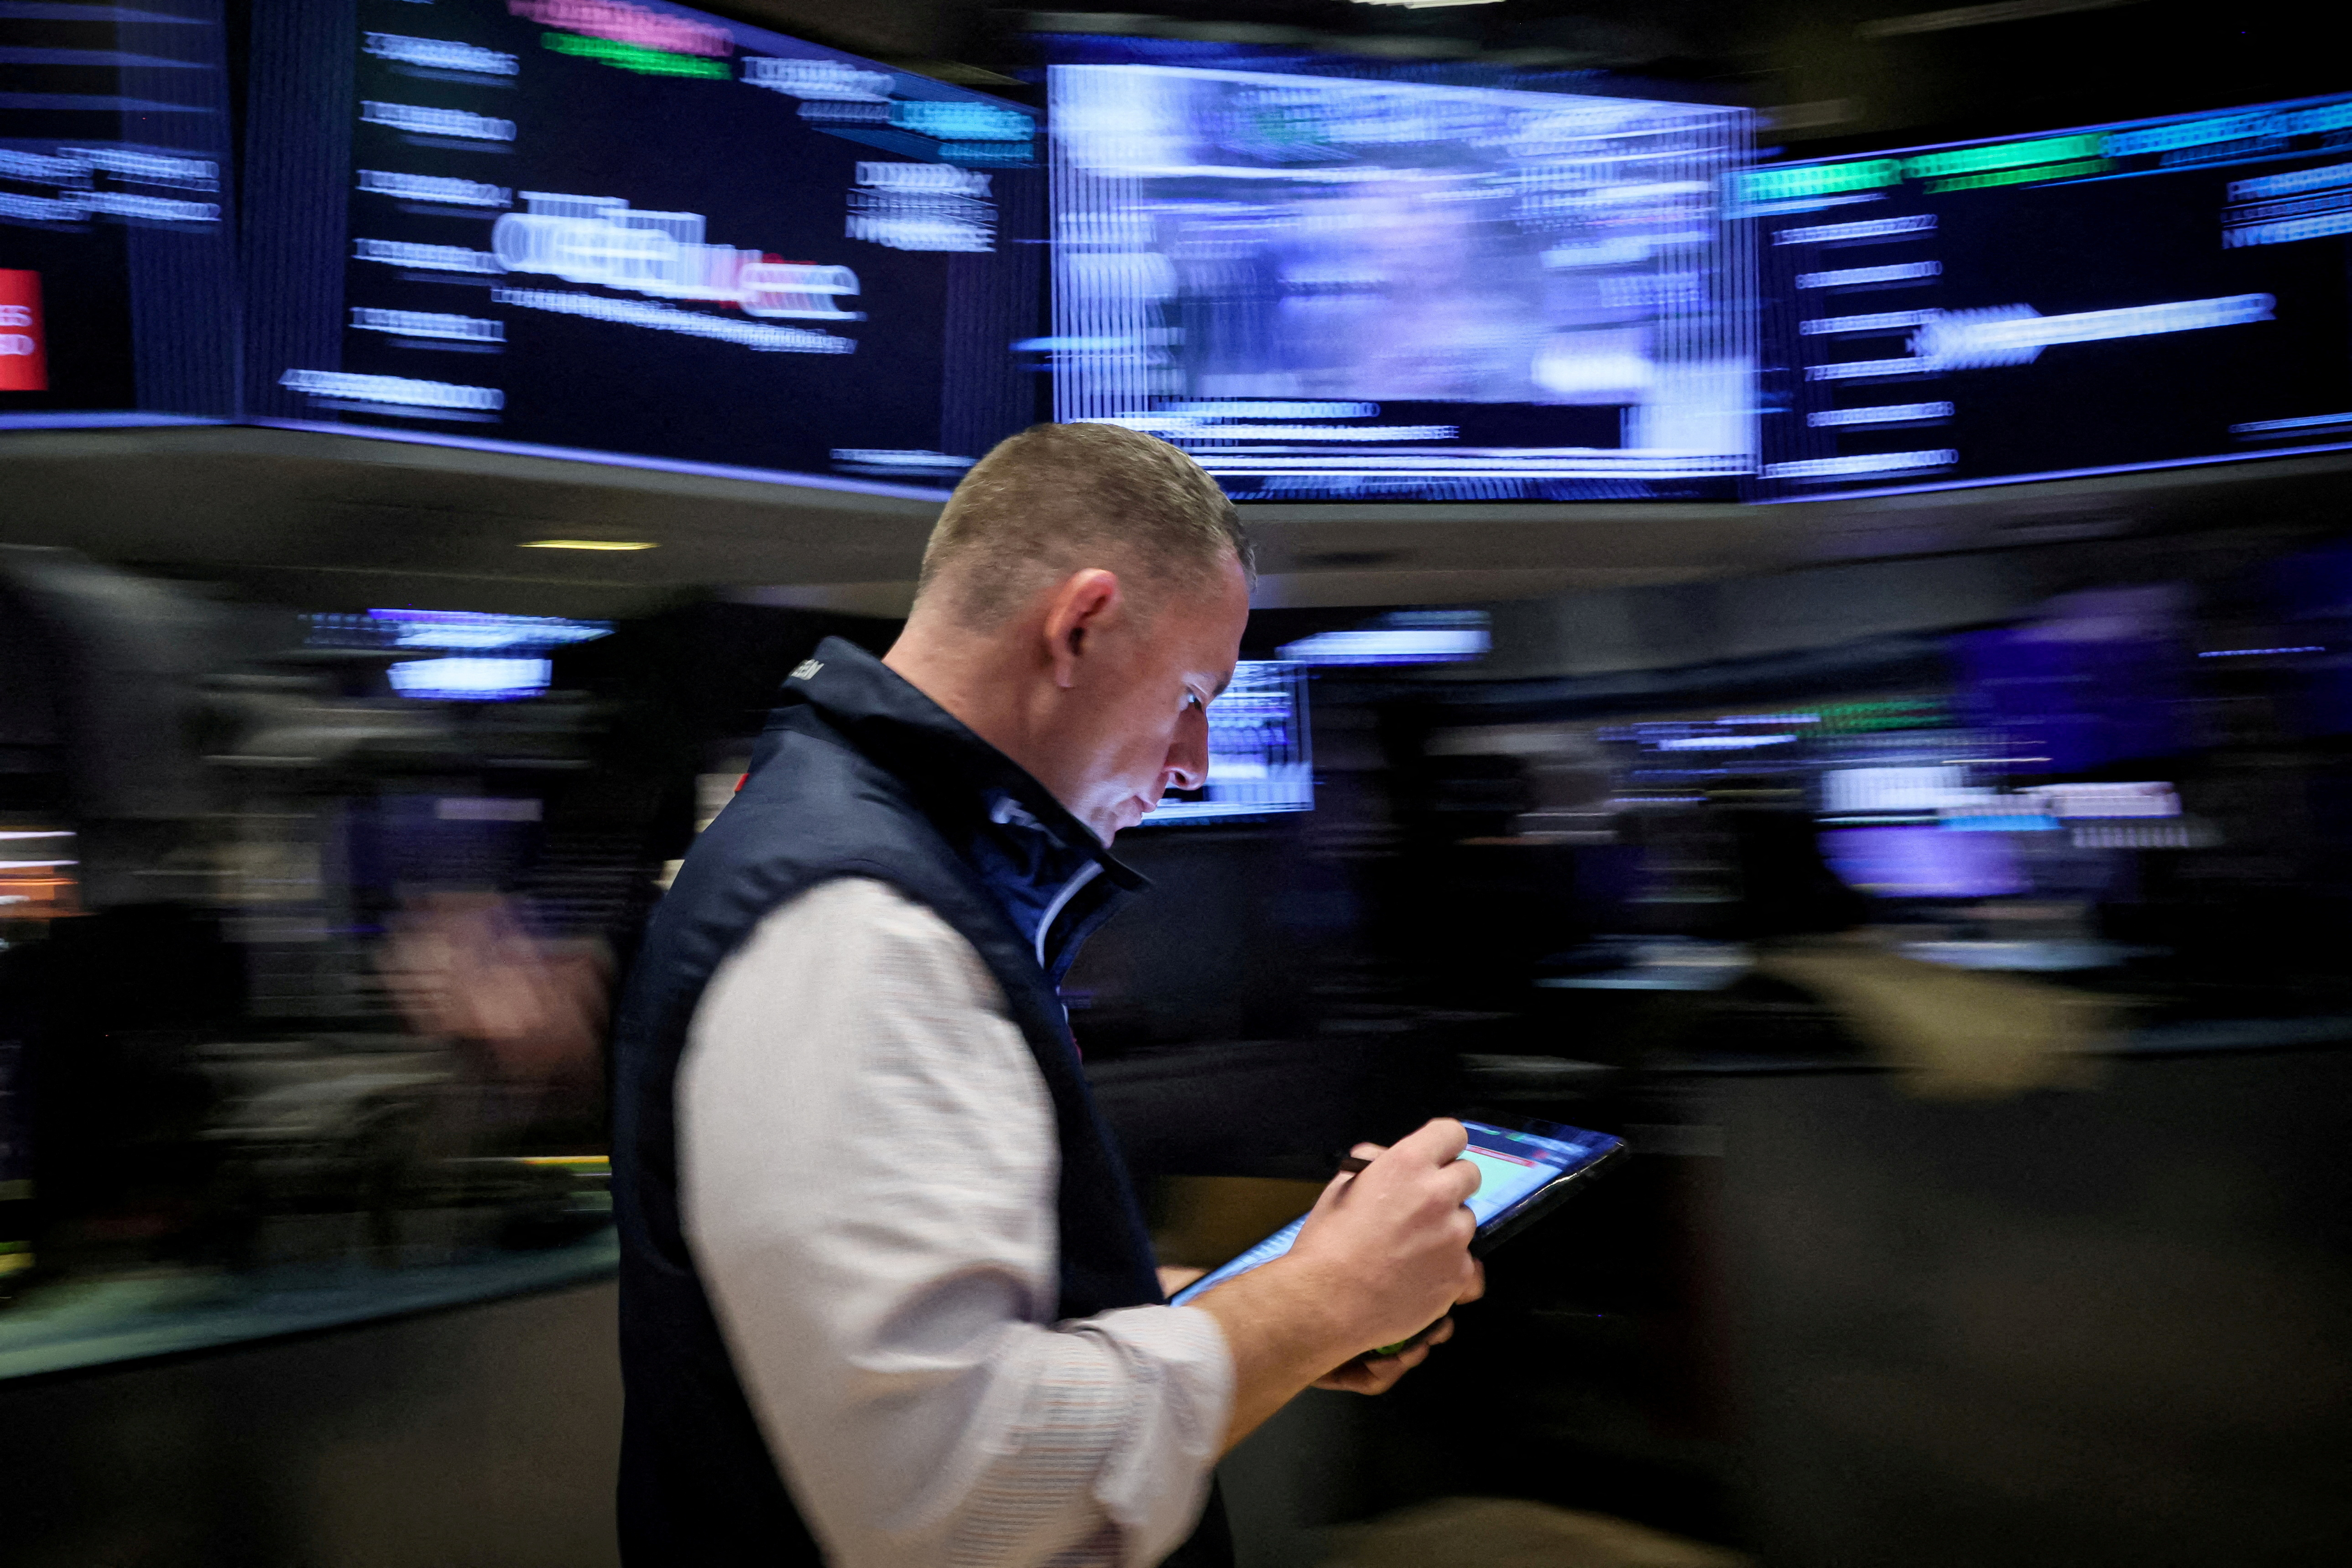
0, 0, 238, 428
1748, 91, 2352, 501
242, 0, 1043, 494
1049, 66, 1753, 503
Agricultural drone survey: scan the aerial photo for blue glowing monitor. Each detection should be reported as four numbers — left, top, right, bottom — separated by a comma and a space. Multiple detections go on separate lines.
1048, 66, 1753, 502
0, 0, 237, 430
1745, 91, 2352, 500
1139, 660, 1311, 825
1821, 826, 2028, 901
1279, 609, 1490, 668
306, 608, 613, 653
387, 656, 551, 702
241, 0, 1041, 495
308, 609, 609, 701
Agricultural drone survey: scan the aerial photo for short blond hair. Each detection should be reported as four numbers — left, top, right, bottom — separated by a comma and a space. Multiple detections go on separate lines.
916, 423, 1253, 626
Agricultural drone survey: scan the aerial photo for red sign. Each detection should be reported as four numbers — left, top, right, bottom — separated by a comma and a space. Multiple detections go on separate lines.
0, 271, 45, 392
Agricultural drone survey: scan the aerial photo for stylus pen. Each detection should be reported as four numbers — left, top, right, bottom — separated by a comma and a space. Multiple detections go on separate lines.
1335, 1155, 1371, 1174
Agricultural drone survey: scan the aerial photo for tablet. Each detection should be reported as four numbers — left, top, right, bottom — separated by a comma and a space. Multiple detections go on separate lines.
1167, 1115, 1626, 1308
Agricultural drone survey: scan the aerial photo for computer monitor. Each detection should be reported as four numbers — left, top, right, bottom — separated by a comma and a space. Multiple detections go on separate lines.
1747, 90, 2352, 500
1139, 660, 1311, 825
1820, 825, 2030, 901
1951, 587, 2187, 774
241, 0, 1042, 495
1048, 64, 1752, 503
306, 607, 613, 702
0, 0, 237, 428
1278, 609, 1491, 668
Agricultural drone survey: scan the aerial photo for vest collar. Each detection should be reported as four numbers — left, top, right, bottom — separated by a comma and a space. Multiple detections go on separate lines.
774, 637, 1147, 979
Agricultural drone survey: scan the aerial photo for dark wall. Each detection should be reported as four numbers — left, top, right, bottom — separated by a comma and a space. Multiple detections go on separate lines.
0, 1282, 621, 1568
1067, 825, 1338, 1051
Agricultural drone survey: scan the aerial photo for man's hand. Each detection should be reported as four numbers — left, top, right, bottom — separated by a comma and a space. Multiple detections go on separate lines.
1280, 1120, 1485, 1351
1184, 1119, 1486, 1451
1313, 1316, 1456, 1394
1301, 1134, 1482, 1394
1156, 1264, 1206, 1298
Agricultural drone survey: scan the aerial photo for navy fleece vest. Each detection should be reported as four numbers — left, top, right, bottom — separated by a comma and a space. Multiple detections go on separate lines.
611, 638, 1232, 1567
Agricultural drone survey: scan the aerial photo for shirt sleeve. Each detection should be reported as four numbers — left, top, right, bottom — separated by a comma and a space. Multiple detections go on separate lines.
678, 877, 1232, 1568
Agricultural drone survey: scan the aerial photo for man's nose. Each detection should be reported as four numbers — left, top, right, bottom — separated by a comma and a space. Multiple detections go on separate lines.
1163, 714, 1210, 793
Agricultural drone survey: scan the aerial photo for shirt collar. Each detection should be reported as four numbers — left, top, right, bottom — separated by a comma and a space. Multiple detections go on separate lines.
774, 637, 1147, 955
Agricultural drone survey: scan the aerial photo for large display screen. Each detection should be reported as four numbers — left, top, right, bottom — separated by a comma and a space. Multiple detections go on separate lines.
0, 0, 238, 428
242, 0, 1043, 494
1747, 91, 2352, 501
1048, 65, 1752, 503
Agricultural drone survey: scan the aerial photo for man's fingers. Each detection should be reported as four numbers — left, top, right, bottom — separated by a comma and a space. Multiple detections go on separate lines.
1310, 1147, 1371, 1212
1444, 1158, 1484, 1203
1314, 1335, 1437, 1393
1313, 1313, 1468, 1394
1314, 1363, 1383, 1393
1456, 1261, 1486, 1305
1345, 1344, 1427, 1386
1349, 1142, 1387, 1161
1390, 1116, 1469, 1166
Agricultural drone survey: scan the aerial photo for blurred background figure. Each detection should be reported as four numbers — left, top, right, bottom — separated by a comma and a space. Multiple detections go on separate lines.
377, 891, 610, 1132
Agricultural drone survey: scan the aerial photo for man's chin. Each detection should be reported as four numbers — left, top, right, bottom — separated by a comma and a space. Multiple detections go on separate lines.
1073, 809, 1123, 844
1103, 797, 1156, 839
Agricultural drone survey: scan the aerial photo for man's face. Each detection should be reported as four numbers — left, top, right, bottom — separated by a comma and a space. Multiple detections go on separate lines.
1058, 556, 1251, 842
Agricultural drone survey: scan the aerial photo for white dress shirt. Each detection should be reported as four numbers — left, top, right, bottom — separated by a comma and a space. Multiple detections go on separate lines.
678, 876, 1232, 1568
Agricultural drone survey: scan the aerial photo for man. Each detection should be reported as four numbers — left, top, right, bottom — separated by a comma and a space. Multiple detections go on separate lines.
611, 422, 1484, 1568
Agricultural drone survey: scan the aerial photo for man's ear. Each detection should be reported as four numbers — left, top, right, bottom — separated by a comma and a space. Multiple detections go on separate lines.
1040, 568, 1123, 691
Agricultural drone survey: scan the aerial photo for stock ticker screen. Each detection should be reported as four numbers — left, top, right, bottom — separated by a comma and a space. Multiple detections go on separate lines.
1047, 65, 1753, 504
1747, 91, 2352, 501
0, 0, 238, 427
243, 0, 1043, 493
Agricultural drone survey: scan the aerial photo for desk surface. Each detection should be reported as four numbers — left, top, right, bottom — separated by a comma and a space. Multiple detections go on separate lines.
0, 1228, 617, 1382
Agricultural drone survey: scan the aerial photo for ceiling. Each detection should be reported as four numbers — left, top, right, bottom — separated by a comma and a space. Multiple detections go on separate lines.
5, 422, 2351, 621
